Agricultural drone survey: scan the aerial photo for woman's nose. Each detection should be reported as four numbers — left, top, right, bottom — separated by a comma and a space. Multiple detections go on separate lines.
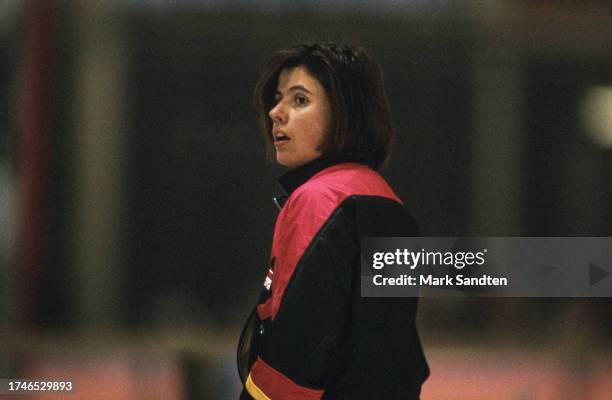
269, 102, 286, 123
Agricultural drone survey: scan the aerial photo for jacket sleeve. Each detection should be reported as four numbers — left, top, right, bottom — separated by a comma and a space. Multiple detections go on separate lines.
245, 188, 356, 400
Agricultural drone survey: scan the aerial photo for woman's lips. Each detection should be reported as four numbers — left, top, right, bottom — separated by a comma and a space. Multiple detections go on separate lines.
274, 138, 290, 148
274, 132, 290, 148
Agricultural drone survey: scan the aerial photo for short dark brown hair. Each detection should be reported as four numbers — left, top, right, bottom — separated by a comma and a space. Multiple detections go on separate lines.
254, 42, 393, 170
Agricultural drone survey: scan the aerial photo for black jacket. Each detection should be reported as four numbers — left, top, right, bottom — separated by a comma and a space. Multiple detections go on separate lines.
238, 154, 429, 399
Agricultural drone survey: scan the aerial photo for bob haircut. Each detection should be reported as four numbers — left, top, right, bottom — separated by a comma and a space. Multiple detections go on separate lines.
254, 42, 393, 170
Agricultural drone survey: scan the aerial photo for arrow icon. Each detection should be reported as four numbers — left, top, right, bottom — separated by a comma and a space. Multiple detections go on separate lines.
589, 262, 610, 286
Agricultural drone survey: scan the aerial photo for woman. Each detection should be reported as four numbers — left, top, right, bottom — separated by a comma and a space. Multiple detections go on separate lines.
237, 43, 429, 400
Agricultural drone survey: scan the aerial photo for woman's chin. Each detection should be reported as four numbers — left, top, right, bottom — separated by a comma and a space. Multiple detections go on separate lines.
276, 152, 322, 169
276, 153, 299, 168
276, 155, 291, 167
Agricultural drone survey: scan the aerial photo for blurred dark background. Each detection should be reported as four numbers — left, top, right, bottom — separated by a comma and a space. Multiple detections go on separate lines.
1, 1, 612, 399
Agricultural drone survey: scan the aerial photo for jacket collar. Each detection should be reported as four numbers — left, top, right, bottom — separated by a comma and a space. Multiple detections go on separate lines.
277, 153, 374, 196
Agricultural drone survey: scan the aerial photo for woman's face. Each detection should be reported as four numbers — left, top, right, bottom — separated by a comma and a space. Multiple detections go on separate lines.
269, 66, 332, 168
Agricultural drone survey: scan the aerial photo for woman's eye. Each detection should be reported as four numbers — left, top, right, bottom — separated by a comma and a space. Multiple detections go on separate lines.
294, 96, 308, 106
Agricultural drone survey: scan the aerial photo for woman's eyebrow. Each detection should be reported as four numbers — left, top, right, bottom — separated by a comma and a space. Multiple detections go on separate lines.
277, 85, 313, 96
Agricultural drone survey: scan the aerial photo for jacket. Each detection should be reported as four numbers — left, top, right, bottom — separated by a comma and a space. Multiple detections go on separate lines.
237, 154, 429, 399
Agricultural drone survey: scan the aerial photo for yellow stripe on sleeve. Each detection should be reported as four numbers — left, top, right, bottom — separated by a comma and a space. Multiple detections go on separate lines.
246, 373, 272, 400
